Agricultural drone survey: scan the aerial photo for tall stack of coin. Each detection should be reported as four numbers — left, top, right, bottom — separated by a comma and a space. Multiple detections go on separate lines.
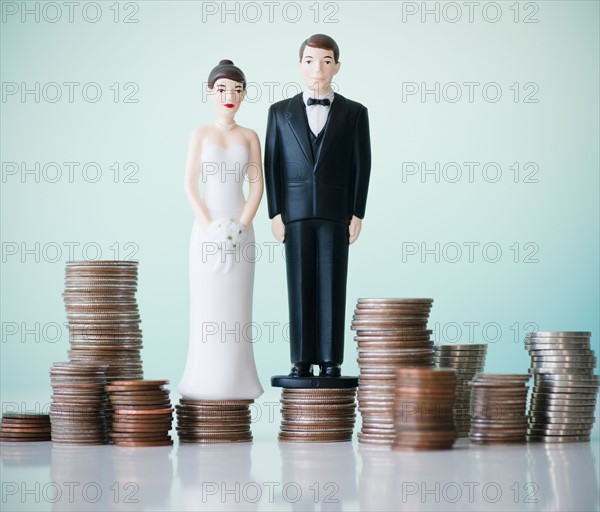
392, 368, 457, 450
351, 298, 434, 445
434, 344, 488, 437
176, 399, 254, 443
107, 380, 173, 447
278, 389, 357, 442
49, 362, 108, 444
63, 260, 143, 383
0, 414, 51, 442
468, 374, 530, 444
63, 260, 144, 432
524, 331, 599, 442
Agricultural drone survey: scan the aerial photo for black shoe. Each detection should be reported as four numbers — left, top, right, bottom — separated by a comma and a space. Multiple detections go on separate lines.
289, 364, 313, 378
320, 364, 341, 378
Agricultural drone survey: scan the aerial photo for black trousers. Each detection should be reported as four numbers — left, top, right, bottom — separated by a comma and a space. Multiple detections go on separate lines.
284, 219, 349, 366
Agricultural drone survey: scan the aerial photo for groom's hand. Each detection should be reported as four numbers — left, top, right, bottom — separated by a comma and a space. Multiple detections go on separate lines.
349, 216, 362, 244
272, 214, 285, 243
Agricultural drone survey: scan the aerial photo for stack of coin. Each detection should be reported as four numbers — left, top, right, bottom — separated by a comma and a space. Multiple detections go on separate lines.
278, 388, 357, 442
392, 368, 457, 451
176, 399, 254, 443
434, 344, 488, 437
351, 298, 434, 445
63, 261, 143, 383
107, 380, 173, 447
0, 413, 51, 442
524, 331, 598, 442
469, 373, 530, 444
49, 362, 108, 444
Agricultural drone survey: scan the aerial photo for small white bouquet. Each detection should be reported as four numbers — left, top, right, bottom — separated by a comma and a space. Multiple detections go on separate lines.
207, 218, 247, 273
208, 218, 247, 250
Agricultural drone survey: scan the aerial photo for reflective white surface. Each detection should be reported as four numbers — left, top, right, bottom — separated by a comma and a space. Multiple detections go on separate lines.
1, 437, 598, 511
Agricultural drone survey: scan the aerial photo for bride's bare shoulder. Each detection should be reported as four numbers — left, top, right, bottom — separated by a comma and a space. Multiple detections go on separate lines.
189, 125, 215, 142
238, 126, 260, 144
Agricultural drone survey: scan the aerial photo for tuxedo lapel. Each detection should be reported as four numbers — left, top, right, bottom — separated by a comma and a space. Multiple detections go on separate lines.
285, 94, 313, 167
315, 94, 349, 169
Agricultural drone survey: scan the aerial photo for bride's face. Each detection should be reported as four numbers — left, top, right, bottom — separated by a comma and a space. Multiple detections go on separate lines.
209, 78, 245, 116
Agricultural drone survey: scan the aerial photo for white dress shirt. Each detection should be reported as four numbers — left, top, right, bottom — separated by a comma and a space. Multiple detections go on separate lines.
303, 90, 334, 136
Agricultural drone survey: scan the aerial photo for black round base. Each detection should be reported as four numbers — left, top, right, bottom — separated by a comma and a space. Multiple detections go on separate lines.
271, 375, 359, 389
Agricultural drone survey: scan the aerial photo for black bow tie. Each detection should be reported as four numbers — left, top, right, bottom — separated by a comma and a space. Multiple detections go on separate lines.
307, 97, 331, 107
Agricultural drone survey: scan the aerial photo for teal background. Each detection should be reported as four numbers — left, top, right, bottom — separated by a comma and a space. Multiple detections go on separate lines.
1, 1, 598, 439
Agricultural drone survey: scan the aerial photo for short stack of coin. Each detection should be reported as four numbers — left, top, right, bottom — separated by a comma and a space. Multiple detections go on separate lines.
107, 380, 173, 447
524, 331, 598, 442
63, 261, 143, 383
176, 399, 254, 443
278, 389, 357, 442
49, 362, 108, 445
0, 414, 51, 442
434, 344, 488, 437
392, 368, 457, 450
469, 374, 530, 444
351, 298, 434, 445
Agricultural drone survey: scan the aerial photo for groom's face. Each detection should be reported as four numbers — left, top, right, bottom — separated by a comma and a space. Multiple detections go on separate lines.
299, 46, 340, 95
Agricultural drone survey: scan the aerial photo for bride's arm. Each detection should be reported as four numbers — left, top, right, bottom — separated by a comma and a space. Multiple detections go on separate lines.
239, 130, 263, 227
183, 127, 212, 230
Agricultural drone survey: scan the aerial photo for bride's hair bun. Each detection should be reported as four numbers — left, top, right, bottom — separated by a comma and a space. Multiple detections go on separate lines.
207, 60, 246, 89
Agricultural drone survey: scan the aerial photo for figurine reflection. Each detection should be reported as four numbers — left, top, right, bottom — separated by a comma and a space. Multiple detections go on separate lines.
178, 60, 264, 399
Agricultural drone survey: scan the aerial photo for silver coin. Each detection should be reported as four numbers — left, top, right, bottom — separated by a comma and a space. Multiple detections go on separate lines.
531, 402, 596, 412
531, 355, 596, 362
528, 418, 596, 426
434, 351, 488, 356
435, 344, 487, 350
434, 354, 487, 361
527, 347, 595, 354
529, 360, 597, 368
528, 416, 595, 426
530, 369, 595, 376
533, 389, 599, 398
531, 390, 598, 399
358, 347, 434, 354
525, 342, 592, 348
529, 398, 596, 407
533, 378, 599, 386
358, 297, 433, 303
527, 435, 590, 443
525, 331, 591, 338
534, 374, 599, 383
527, 429, 592, 436
527, 348, 593, 356
529, 401, 597, 410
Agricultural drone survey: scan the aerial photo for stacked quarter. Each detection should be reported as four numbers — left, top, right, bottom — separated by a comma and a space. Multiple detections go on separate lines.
278, 389, 357, 442
524, 331, 599, 443
434, 344, 488, 437
64, 260, 144, 383
107, 380, 173, 447
50, 362, 108, 445
469, 374, 530, 444
352, 298, 434, 445
0, 414, 51, 442
392, 368, 457, 451
176, 399, 253, 443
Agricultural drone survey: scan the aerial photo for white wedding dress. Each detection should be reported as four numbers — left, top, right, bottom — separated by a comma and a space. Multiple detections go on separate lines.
178, 144, 264, 400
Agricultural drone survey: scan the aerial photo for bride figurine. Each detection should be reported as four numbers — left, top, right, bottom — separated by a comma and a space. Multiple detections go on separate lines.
178, 60, 264, 400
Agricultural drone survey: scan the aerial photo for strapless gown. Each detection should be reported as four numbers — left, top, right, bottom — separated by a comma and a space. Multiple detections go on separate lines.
178, 144, 264, 399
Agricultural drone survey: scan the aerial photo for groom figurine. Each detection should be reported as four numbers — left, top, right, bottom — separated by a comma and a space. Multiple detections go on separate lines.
265, 34, 371, 379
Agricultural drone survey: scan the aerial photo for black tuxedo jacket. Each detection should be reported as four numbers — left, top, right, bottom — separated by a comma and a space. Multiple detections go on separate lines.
264, 92, 371, 224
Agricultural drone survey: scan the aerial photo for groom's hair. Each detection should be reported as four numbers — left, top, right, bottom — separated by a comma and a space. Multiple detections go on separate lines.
299, 34, 340, 63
